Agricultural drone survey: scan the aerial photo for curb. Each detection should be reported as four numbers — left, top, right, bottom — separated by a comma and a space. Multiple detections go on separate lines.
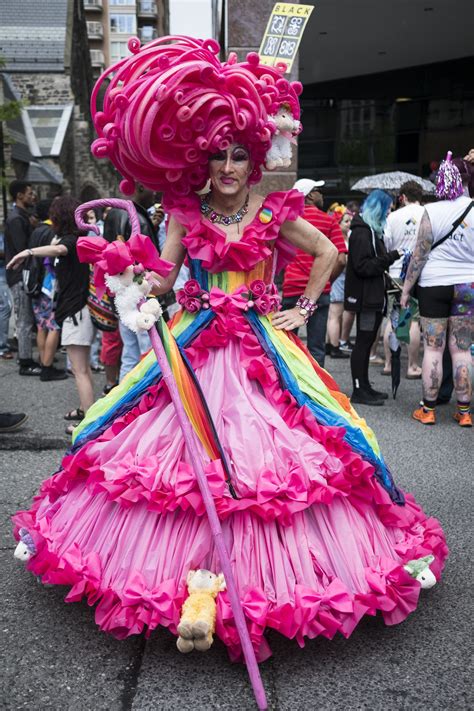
0, 434, 69, 450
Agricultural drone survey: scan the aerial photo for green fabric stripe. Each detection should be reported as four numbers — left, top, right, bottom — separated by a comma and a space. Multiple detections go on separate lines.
259, 317, 381, 456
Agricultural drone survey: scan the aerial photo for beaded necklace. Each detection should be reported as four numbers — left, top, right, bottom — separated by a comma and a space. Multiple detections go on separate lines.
200, 192, 250, 228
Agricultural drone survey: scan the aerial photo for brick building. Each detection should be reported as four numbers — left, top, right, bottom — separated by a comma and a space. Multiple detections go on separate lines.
0, 0, 119, 221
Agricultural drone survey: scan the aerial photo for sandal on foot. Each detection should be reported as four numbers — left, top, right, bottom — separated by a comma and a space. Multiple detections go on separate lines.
64, 408, 84, 421
65, 423, 77, 436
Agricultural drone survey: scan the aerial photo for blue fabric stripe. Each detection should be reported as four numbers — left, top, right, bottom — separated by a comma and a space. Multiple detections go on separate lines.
189, 258, 209, 291
245, 310, 404, 504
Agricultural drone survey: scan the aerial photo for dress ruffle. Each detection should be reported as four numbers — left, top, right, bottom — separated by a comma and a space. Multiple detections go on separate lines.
12, 190, 448, 661
167, 190, 304, 273
13, 308, 448, 661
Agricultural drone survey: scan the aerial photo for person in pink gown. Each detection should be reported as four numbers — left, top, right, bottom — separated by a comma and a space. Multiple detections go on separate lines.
12, 36, 447, 664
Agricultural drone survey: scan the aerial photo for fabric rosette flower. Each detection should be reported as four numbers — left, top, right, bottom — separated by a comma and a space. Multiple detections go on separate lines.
254, 293, 273, 315
177, 279, 211, 313
183, 279, 202, 297
182, 296, 202, 313
249, 280, 267, 298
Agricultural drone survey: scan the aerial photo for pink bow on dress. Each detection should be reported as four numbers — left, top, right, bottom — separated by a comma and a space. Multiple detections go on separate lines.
77, 232, 174, 299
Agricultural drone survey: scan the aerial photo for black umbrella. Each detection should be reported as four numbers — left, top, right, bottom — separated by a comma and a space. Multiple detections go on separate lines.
389, 312, 402, 399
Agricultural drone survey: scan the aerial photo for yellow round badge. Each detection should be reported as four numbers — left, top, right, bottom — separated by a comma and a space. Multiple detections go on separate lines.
258, 208, 273, 224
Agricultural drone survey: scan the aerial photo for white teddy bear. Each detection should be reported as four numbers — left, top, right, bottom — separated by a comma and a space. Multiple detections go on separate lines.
105, 266, 162, 333
265, 104, 301, 170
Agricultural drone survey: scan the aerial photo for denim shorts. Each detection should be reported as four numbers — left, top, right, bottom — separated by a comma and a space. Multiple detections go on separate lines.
330, 272, 345, 303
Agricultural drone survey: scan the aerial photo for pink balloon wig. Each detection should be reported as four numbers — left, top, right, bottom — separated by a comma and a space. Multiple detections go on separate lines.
90, 36, 302, 198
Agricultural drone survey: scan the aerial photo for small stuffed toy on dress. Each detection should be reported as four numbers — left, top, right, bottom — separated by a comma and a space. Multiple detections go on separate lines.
403, 555, 437, 589
265, 104, 301, 170
14, 528, 36, 562
105, 266, 162, 333
177, 569, 226, 653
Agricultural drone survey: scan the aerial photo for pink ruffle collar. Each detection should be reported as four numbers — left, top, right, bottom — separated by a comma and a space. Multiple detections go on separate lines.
166, 189, 304, 274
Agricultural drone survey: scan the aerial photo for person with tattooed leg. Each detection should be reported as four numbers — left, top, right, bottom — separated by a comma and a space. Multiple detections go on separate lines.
401, 155, 474, 427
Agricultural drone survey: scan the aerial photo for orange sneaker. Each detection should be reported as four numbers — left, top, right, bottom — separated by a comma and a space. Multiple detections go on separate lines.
453, 411, 472, 427
412, 406, 436, 425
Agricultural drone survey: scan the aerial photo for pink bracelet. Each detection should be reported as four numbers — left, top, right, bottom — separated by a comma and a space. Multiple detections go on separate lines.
296, 296, 318, 322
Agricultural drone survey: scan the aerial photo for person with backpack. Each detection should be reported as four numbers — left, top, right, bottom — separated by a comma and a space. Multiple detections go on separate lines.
7, 196, 94, 434
401, 154, 473, 428
28, 200, 67, 381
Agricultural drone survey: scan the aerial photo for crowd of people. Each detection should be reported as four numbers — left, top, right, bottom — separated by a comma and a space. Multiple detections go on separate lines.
0, 182, 187, 434
1, 149, 472, 433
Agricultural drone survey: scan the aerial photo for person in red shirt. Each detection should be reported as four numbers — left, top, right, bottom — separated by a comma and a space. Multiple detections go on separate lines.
282, 179, 348, 367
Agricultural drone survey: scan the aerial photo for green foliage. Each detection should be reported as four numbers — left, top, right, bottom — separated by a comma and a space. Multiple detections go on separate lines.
0, 100, 24, 122
0, 53, 25, 121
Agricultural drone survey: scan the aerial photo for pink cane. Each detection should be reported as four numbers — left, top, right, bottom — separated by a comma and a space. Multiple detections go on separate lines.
75, 198, 268, 711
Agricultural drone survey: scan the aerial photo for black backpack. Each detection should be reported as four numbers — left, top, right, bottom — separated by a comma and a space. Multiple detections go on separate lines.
22, 255, 44, 297
22, 222, 56, 297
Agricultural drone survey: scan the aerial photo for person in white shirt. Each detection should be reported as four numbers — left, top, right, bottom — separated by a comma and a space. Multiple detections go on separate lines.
401, 156, 474, 428
383, 181, 425, 378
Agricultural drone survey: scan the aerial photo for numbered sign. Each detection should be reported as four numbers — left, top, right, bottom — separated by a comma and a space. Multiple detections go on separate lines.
258, 3, 314, 73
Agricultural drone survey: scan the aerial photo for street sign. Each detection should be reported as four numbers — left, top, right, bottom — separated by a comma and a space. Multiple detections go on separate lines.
258, 3, 314, 73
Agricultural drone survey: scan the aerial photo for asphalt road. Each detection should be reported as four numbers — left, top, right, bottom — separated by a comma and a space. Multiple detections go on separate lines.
1, 347, 472, 710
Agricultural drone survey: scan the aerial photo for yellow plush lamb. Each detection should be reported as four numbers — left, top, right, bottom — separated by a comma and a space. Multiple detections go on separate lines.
177, 569, 226, 653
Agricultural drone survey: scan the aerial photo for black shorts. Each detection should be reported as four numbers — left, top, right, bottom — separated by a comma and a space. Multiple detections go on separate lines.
417, 283, 474, 318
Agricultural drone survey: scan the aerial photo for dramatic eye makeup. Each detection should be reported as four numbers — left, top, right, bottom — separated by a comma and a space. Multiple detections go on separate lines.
209, 151, 226, 162
231, 148, 249, 162
208, 147, 249, 163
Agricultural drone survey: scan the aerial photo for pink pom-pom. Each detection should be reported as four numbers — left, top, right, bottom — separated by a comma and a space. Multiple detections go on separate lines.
115, 94, 130, 111
292, 81, 303, 96
94, 111, 107, 129
203, 39, 220, 55
91, 138, 109, 158
128, 36, 141, 53
119, 179, 135, 195
246, 52, 260, 67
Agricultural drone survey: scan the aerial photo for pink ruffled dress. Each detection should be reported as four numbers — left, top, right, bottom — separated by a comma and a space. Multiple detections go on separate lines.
13, 190, 448, 662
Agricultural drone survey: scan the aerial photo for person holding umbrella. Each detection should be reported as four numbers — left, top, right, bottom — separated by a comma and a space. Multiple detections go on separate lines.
345, 190, 405, 405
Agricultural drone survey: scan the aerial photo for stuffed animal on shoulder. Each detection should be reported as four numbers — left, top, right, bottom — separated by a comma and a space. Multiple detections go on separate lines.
403, 555, 437, 589
14, 528, 36, 562
265, 104, 301, 170
105, 266, 162, 333
177, 569, 226, 653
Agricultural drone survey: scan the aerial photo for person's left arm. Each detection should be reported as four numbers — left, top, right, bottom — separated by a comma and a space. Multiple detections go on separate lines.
400, 210, 433, 308
6, 242, 68, 270
272, 216, 337, 331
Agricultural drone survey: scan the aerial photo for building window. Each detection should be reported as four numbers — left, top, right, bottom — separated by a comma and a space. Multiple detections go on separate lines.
110, 14, 137, 34
139, 0, 157, 13
139, 25, 156, 41
340, 100, 375, 139
111, 40, 130, 61
110, 0, 136, 5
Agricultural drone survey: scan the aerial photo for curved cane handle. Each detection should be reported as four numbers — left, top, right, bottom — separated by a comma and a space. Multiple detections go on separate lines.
74, 198, 141, 237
